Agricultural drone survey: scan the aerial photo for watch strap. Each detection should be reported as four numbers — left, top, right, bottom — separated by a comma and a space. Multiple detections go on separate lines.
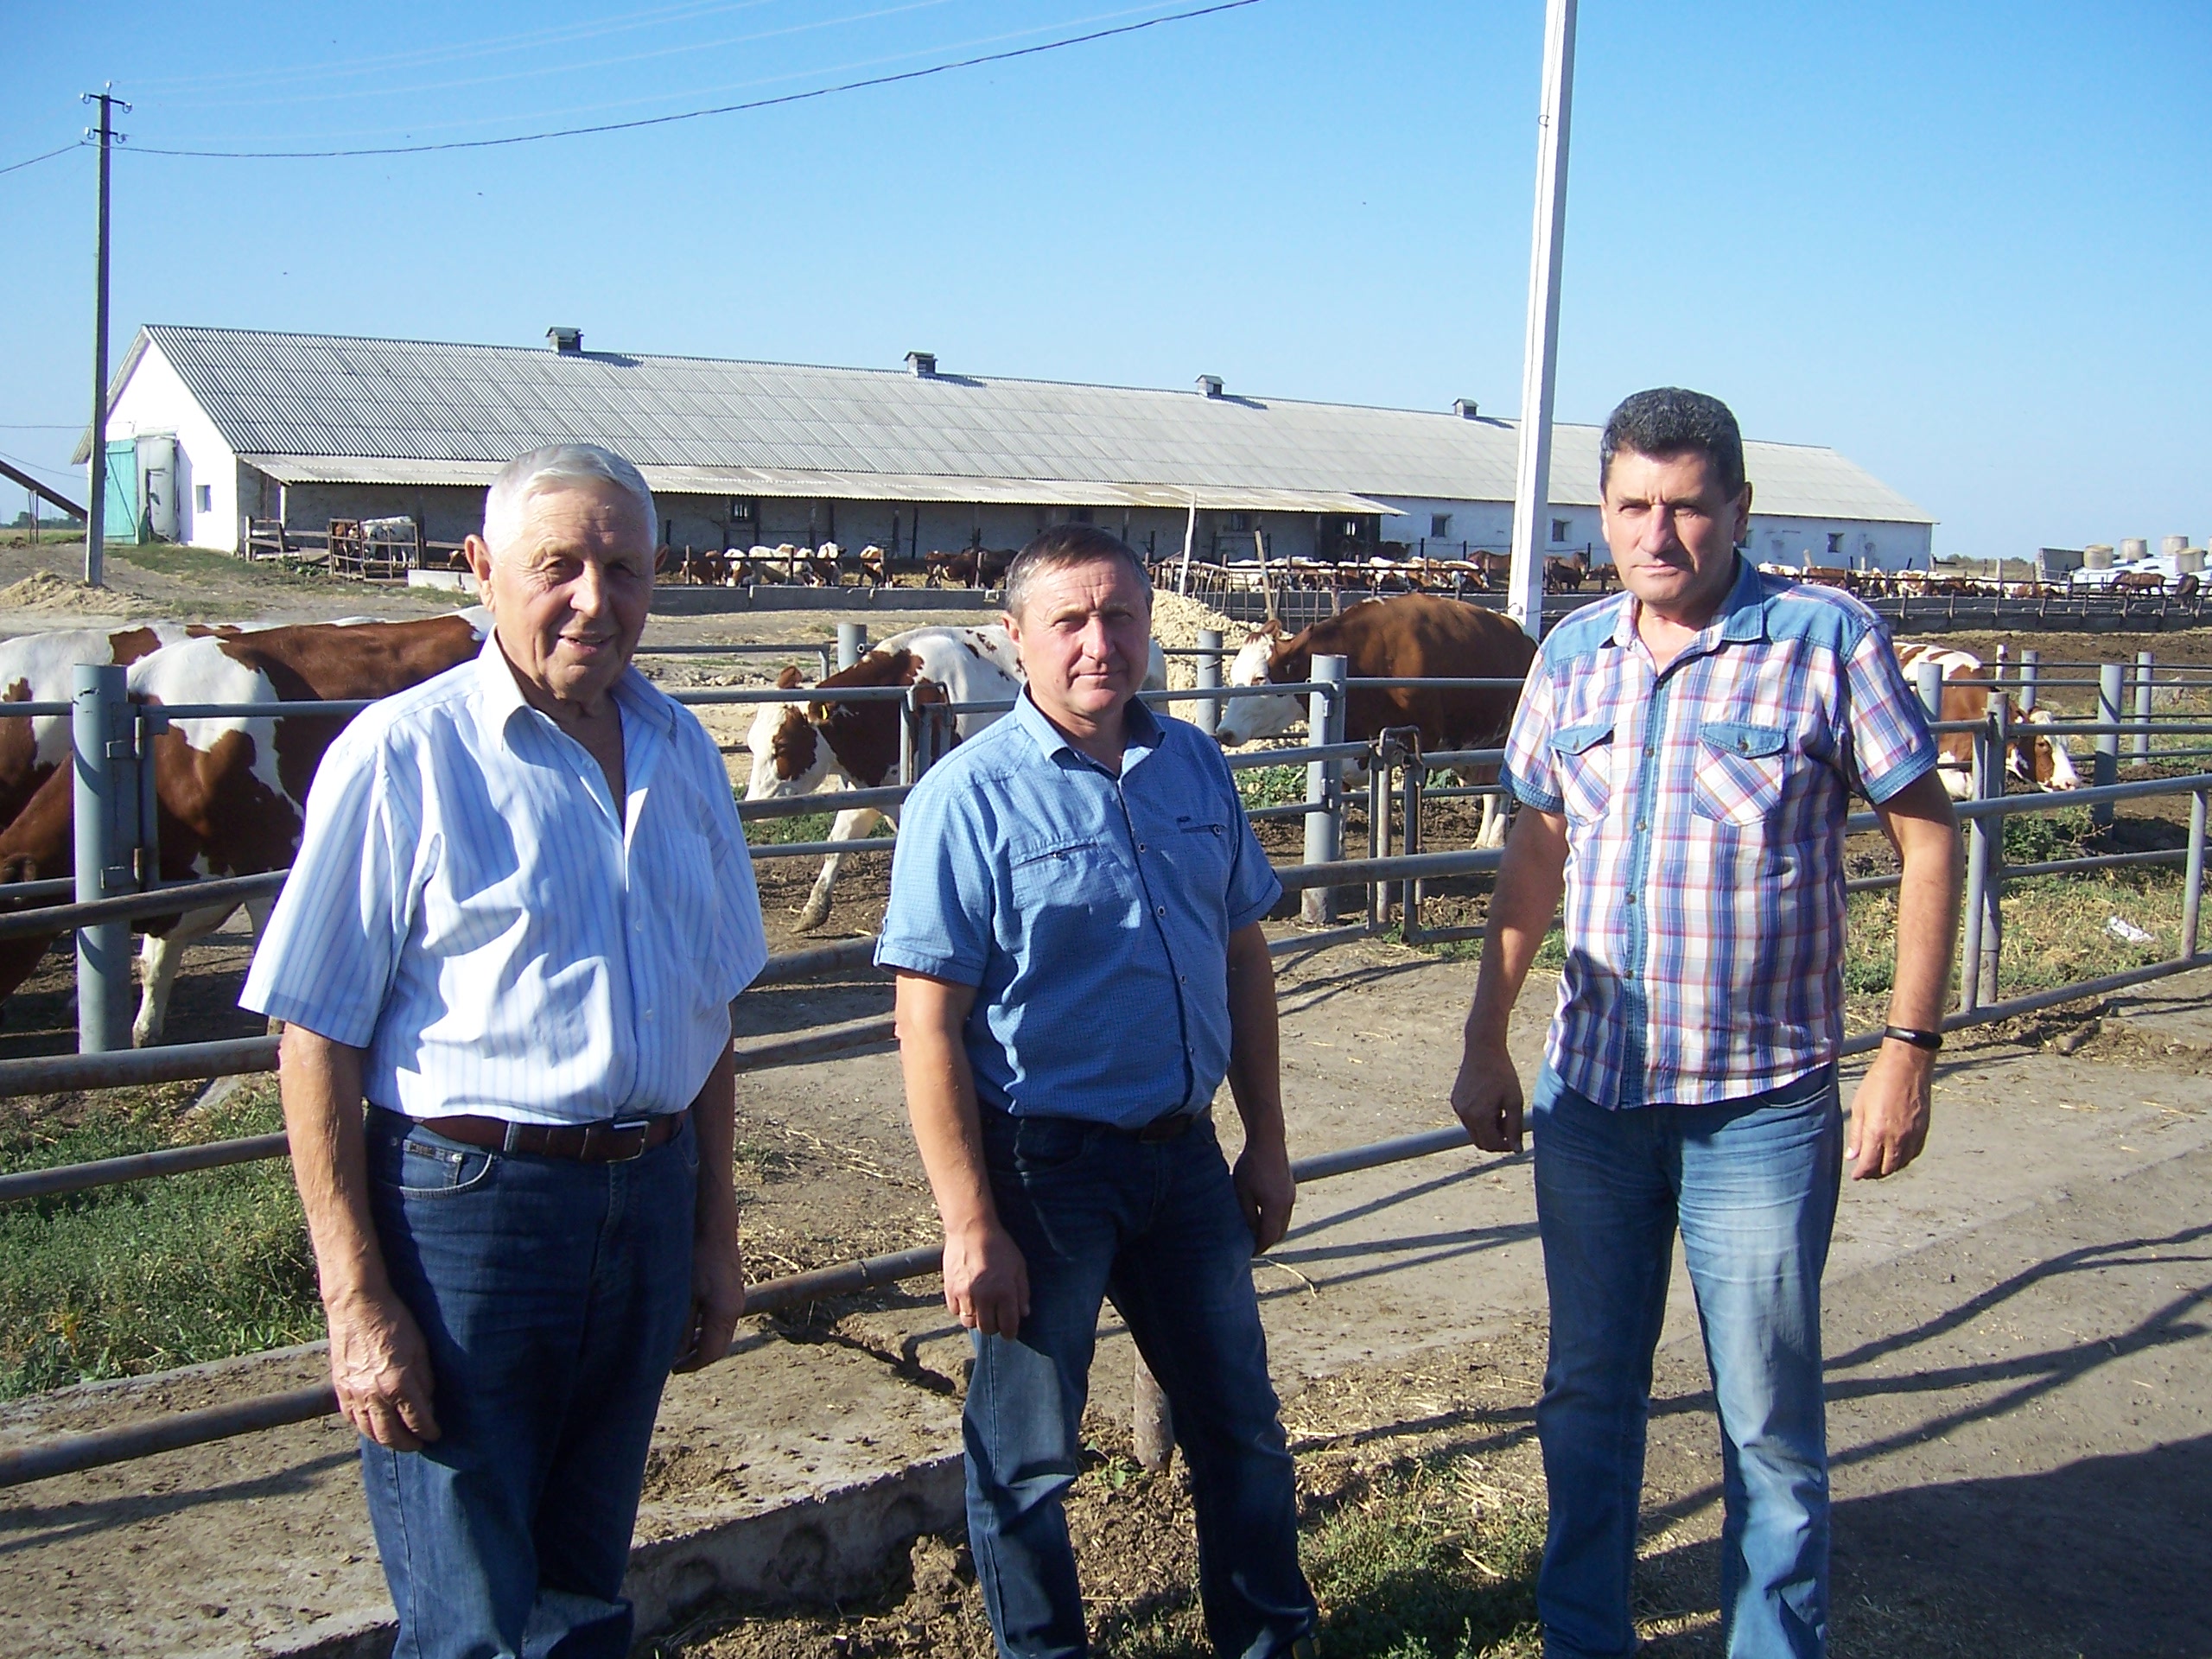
1883, 1024, 1943, 1052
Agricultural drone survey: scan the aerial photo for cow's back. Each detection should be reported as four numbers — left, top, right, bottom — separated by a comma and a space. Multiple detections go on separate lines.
1287, 596, 1535, 749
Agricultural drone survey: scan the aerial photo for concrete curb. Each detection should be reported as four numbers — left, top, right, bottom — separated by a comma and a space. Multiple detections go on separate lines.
270, 1453, 967, 1658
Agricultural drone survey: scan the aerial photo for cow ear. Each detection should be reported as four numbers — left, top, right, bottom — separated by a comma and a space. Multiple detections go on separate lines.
777, 664, 804, 690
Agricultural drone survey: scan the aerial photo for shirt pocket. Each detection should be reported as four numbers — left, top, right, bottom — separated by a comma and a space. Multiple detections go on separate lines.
1548, 721, 1616, 824
1007, 836, 1137, 946
1692, 721, 1791, 827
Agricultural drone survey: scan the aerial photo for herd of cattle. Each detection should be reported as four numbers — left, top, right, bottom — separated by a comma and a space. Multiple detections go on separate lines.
1766, 563, 2203, 601
0, 594, 2088, 1046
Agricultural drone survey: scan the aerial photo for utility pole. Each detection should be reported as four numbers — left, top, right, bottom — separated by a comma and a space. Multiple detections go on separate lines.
82, 86, 128, 589
1505, 0, 1578, 640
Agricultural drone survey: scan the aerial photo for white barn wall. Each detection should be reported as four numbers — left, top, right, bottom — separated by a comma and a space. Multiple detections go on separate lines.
101, 341, 243, 552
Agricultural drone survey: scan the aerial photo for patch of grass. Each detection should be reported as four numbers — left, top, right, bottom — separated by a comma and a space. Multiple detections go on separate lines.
2002, 806, 2094, 865
741, 807, 896, 848
0, 1079, 321, 1397
112, 542, 328, 592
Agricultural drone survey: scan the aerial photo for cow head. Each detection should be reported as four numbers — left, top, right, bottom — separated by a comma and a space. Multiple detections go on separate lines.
1212, 629, 1304, 747
2017, 707, 2082, 791
744, 665, 831, 801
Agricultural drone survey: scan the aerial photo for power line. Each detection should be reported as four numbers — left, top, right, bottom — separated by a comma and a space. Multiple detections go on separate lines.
0, 142, 84, 178
124, 0, 1262, 160
168, 0, 963, 114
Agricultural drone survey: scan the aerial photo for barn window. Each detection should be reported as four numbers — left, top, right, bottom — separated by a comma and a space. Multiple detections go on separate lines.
1224, 512, 1253, 533
730, 497, 756, 524
1550, 518, 1571, 544
1827, 531, 1845, 556
1430, 512, 1452, 538
1069, 507, 1093, 524
194, 484, 212, 512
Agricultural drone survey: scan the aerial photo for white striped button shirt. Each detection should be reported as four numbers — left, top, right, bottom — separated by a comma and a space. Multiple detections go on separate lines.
1501, 558, 1937, 1109
241, 637, 767, 1124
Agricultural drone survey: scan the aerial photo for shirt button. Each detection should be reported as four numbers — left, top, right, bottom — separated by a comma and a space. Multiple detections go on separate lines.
1155, 905, 1167, 918
642, 1008, 657, 1022
1636, 820, 1648, 831
1624, 893, 1637, 906
1138, 842, 1147, 852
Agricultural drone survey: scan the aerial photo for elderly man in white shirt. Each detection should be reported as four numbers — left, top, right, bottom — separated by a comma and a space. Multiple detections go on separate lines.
242, 443, 766, 1659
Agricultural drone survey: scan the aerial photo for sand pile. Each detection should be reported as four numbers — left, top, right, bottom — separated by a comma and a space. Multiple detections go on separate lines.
0, 571, 149, 615
1148, 592, 1244, 689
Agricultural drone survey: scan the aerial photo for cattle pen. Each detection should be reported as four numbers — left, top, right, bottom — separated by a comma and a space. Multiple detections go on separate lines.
4, 630, 2212, 1502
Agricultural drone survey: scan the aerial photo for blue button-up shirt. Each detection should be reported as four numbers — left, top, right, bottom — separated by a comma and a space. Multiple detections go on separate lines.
1501, 556, 1937, 1109
876, 690, 1281, 1128
241, 637, 768, 1123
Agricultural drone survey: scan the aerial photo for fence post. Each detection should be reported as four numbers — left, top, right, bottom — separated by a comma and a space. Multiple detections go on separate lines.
1400, 758, 1426, 941
1957, 715, 1993, 1014
2182, 790, 2209, 961
1301, 654, 1348, 925
1132, 1350, 1173, 1471
1367, 737, 1391, 931
2094, 663, 2123, 826
1914, 658, 1944, 722
2017, 647, 2039, 714
836, 621, 867, 671
1979, 707, 2005, 1003
1195, 629, 1222, 738
2133, 649, 2155, 764
72, 664, 133, 1054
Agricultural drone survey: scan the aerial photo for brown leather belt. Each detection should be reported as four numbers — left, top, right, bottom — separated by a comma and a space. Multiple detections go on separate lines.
373, 1106, 687, 1163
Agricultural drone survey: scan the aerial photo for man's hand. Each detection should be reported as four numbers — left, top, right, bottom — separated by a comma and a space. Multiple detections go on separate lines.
327, 1286, 440, 1452
1234, 1138, 1297, 1253
1846, 1041, 1934, 1179
943, 1220, 1029, 1337
1451, 1038, 1526, 1154
674, 1225, 747, 1372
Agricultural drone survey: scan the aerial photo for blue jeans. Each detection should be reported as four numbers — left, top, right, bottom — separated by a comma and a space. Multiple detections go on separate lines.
1530, 1065, 1843, 1659
966, 1109, 1317, 1659
359, 1110, 699, 1659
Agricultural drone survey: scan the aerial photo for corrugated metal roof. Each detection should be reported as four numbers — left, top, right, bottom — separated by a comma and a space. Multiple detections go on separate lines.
244, 453, 1397, 515
135, 325, 1933, 525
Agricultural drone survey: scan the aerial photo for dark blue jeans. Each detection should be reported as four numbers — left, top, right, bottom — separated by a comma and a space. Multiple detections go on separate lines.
967, 1109, 1317, 1659
359, 1110, 698, 1659
1530, 1065, 1843, 1659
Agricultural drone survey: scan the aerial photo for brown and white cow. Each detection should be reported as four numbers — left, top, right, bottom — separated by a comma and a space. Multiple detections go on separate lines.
1212, 595, 1537, 848
0, 609, 492, 1044
1892, 641, 2081, 800
745, 625, 1167, 931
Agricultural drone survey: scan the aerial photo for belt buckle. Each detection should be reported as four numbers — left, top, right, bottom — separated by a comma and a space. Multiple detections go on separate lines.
592, 1117, 653, 1161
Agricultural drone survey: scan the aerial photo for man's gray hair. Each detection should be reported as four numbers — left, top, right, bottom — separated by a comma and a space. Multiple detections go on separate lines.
1003, 524, 1152, 617
1599, 388, 1746, 499
482, 443, 657, 556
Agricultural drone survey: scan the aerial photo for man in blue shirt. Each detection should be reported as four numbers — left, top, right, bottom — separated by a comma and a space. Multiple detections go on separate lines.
878, 524, 1318, 1659
244, 445, 767, 1658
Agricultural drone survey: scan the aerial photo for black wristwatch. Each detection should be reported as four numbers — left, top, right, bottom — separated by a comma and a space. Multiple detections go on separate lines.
1883, 1025, 1942, 1052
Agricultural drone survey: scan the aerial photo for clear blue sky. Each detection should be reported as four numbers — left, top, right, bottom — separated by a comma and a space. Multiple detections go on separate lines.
3, 0, 2206, 555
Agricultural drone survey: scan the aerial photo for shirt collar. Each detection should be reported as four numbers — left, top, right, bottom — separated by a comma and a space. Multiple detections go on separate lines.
469, 632, 671, 748
1010, 686, 1163, 769
1610, 553, 1768, 658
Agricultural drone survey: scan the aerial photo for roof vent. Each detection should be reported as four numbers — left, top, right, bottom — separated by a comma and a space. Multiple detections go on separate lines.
547, 326, 583, 354
1453, 398, 1479, 419
1197, 373, 1224, 398
906, 350, 937, 378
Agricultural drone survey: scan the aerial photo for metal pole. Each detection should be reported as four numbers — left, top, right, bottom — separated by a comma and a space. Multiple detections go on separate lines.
836, 620, 867, 672
1195, 628, 1222, 738
2018, 647, 2039, 714
82, 87, 126, 588
72, 664, 130, 1052
2094, 663, 2123, 826
1979, 708, 2004, 1003
1176, 492, 1197, 596
1504, 0, 1578, 641
1958, 715, 1991, 1014
1401, 759, 1425, 940
1914, 658, 1944, 722
1132, 1351, 1173, 1471
1301, 654, 1347, 925
2133, 649, 2155, 764
2183, 790, 2206, 961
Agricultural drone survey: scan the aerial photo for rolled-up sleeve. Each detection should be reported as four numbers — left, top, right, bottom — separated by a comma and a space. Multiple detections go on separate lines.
1500, 654, 1565, 811
239, 732, 410, 1046
1840, 625, 1940, 803
874, 771, 994, 986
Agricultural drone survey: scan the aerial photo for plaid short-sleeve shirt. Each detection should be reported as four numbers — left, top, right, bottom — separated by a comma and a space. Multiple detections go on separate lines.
1502, 556, 1937, 1108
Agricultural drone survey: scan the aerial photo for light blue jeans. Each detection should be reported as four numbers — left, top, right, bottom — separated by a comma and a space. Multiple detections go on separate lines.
1530, 1063, 1843, 1659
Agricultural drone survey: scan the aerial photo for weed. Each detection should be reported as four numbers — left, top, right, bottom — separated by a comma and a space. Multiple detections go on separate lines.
1239, 764, 1310, 811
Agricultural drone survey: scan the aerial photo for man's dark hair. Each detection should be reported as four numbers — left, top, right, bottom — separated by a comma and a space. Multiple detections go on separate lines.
1599, 387, 1747, 499
1003, 524, 1152, 616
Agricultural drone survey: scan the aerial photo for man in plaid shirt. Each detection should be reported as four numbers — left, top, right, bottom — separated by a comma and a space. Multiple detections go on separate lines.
1450, 389, 1962, 1659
